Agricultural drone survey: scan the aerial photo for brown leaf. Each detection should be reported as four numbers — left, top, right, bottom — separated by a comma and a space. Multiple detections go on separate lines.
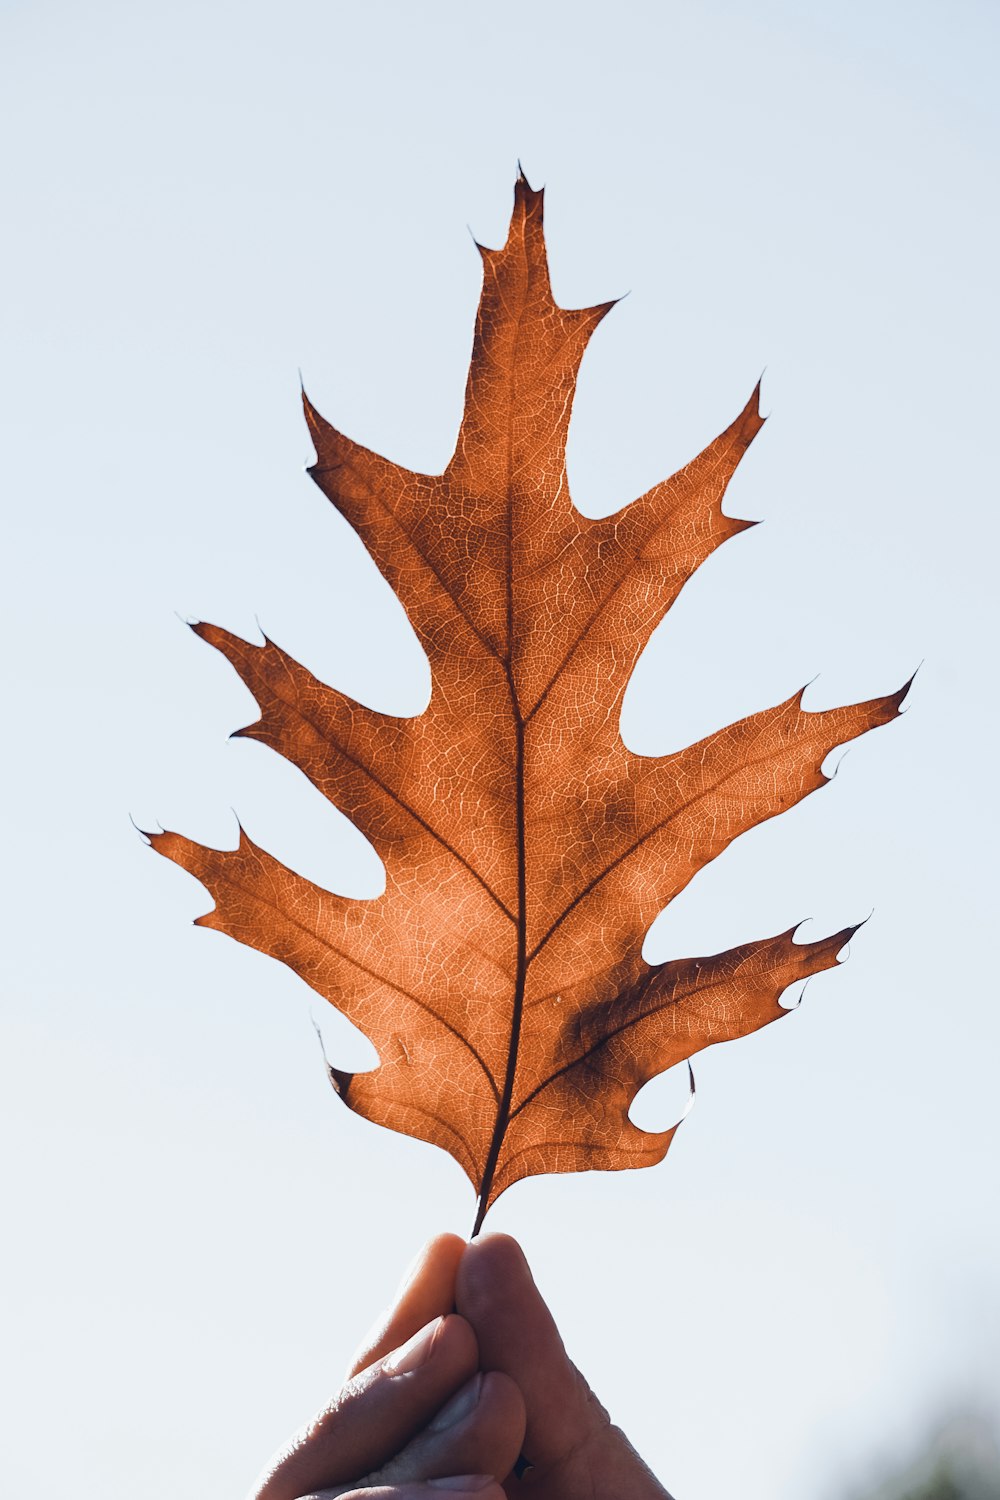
151, 172, 908, 1229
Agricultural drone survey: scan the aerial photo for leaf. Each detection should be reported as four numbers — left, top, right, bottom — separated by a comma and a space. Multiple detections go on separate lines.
150, 172, 908, 1230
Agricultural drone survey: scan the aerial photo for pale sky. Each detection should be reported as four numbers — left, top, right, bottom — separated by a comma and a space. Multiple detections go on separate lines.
2, 3, 998, 1498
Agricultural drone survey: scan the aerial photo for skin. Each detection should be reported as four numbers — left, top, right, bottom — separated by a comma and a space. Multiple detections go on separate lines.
458, 1235, 673, 1500
248, 1234, 673, 1500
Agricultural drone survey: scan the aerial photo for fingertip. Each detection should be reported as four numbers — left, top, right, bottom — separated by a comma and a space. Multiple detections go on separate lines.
427, 1311, 479, 1375
418, 1232, 469, 1274
481, 1367, 527, 1433
463, 1232, 531, 1275
380, 1311, 479, 1383
397, 1232, 467, 1299
458, 1234, 534, 1313
467, 1231, 526, 1259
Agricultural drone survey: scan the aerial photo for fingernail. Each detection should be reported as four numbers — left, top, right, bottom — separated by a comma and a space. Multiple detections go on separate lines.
427, 1477, 496, 1492
383, 1315, 443, 1374
428, 1372, 483, 1432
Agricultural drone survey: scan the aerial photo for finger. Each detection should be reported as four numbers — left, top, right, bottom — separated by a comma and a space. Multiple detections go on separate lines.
299, 1479, 505, 1499
455, 1235, 604, 1471
309, 1370, 525, 1499
349, 1233, 467, 1378
251, 1312, 480, 1500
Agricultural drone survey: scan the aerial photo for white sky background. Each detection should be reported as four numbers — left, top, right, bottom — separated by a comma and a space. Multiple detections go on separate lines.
2, 2, 998, 1497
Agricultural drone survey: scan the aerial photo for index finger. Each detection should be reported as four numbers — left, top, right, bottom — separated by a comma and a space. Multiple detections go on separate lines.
348, 1233, 466, 1378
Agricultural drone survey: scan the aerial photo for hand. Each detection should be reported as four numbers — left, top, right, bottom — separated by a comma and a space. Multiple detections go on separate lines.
247, 1233, 525, 1500
248, 1232, 673, 1500
457, 1235, 674, 1499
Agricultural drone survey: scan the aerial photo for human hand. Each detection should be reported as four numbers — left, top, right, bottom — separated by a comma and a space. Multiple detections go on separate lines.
247, 1233, 525, 1500
249, 1231, 673, 1500
457, 1235, 674, 1499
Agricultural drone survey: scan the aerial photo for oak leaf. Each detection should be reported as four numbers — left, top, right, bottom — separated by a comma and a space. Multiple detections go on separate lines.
151, 173, 908, 1231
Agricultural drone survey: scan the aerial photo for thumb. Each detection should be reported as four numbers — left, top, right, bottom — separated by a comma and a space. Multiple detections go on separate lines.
455, 1235, 607, 1471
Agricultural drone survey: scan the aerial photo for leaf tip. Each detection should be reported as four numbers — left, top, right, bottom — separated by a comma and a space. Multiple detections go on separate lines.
131, 813, 158, 846
300, 382, 314, 414
805, 916, 868, 964
591, 295, 624, 326
752, 370, 768, 413
838, 918, 866, 950
300, 384, 329, 444
311, 1018, 352, 1104
894, 668, 919, 714
794, 675, 820, 711
740, 377, 769, 444
328, 1065, 354, 1101
187, 618, 213, 646
469, 226, 491, 260
143, 825, 169, 853
513, 163, 544, 218
832, 922, 864, 964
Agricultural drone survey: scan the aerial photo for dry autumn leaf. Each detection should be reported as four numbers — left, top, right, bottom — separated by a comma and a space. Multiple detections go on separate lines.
151, 172, 908, 1231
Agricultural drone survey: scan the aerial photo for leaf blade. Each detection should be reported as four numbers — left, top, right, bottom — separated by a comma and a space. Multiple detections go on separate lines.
154, 173, 907, 1221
